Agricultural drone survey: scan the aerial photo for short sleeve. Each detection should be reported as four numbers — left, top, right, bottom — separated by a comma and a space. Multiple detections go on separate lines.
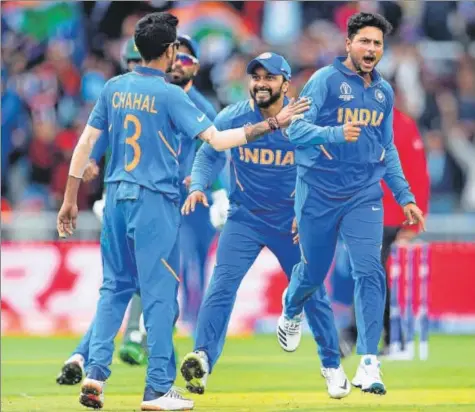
168, 85, 214, 140
87, 83, 109, 131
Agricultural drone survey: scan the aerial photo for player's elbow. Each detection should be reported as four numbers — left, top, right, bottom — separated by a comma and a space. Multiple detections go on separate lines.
200, 127, 227, 152
286, 121, 305, 143
207, 134, 227, 152
74, 139, 93, 157
209, 142, 227, 152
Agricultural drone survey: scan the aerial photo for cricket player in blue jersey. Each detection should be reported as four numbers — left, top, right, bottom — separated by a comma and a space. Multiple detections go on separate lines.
56, 35, 226, 383
169, 36, 228, 330
178, 52, 352, 399
56, 12, 310, 410
278, 13, 425, 395
56, 38, 146, 386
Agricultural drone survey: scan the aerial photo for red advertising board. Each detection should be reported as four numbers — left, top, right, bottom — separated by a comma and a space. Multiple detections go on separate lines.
1, 241, 475, 335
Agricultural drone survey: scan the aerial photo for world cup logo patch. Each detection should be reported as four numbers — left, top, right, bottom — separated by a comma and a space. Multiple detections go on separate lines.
339, 82, 354, 102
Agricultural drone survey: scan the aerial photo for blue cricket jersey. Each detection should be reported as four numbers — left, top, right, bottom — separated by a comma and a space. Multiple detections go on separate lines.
178, 85, 217, 182
190, 98, 296, 233
87, 66, 213, 202
287, 57, 414, 205
90, 85, 217, 184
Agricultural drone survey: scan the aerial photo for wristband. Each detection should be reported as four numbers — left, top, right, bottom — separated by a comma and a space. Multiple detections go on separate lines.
267, 117, 280, 131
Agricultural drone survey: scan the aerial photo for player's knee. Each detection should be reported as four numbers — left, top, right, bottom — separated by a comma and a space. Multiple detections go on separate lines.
204, 280, 238, 304
299, 261, 328, 288
307, 284, 330, 301
352, 265, 386, 288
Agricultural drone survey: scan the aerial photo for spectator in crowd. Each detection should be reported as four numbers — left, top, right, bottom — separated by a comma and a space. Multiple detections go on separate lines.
1, 1, 474, 215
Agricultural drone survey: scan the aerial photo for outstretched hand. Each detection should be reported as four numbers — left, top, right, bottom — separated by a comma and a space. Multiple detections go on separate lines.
276, 98, 311, 128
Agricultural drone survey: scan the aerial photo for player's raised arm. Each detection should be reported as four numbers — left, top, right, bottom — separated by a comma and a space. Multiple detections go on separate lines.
198, 97, 311, 151
286, 69, 361, 146
168, 83, 310, 151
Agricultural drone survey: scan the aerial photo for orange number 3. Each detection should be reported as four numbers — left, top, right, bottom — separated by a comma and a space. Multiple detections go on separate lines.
124, 114, 142, 171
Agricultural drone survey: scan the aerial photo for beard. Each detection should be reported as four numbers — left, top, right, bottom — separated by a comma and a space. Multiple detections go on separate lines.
168, 68, 193, 87
250, 86, 283, 109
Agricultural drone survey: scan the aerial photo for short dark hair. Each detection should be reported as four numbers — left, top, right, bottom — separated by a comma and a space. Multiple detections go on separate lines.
134, 12, 179, 62
347, 12, 393, 40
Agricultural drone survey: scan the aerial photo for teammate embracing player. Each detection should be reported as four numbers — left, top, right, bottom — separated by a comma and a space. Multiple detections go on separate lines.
279, 12, 425, 395
56, 11, 309, 410
179, 52, 353, 399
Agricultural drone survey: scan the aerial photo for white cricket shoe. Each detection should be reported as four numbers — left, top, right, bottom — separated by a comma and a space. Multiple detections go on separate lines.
141, 387, 194, 411
352, 356, 386, 395
79, 377, 105, 409
321, 365, 351, 399
56, 353, 84, 385
277, 288, 303, 352
180, 351, 209, 395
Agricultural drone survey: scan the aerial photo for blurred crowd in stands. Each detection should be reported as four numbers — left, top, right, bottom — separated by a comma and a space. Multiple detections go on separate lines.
2, 1, 475, 215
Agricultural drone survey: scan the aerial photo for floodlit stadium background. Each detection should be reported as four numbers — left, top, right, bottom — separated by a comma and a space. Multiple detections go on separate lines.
2, 0, 475, 337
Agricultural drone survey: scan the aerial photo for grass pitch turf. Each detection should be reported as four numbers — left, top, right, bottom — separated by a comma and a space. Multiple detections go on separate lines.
2, 335, 475, 411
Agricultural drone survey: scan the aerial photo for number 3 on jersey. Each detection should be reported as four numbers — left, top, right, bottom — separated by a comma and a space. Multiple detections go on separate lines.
124, 114, 142, 171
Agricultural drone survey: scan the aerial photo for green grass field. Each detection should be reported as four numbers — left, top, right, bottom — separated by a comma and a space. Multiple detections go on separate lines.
2, 335, 475, 411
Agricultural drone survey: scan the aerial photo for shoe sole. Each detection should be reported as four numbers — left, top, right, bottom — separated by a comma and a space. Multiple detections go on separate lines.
180, 355, 206, 395
56, 362, 83, 385
362, 382, 387, 395
79, 383, 103, 409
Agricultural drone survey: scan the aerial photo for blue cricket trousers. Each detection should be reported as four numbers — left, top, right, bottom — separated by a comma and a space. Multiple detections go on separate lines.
286, 177, 386, 355
87, 181, 180, 393
194, 208, 341, 371
179, 188, 216, 325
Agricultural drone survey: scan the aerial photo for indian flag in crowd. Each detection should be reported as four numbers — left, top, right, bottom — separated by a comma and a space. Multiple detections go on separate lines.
170, 1, 259, 65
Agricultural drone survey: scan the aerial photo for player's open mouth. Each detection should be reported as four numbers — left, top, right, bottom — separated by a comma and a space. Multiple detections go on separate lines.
362, 56, 376, 65
256, 90, 271, 98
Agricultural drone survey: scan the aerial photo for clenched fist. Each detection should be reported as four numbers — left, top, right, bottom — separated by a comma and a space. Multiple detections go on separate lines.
343, 121, 365, 142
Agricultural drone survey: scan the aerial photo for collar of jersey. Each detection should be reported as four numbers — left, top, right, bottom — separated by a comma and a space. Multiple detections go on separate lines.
134, 65, 167, 78
333, 57, 382, 86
